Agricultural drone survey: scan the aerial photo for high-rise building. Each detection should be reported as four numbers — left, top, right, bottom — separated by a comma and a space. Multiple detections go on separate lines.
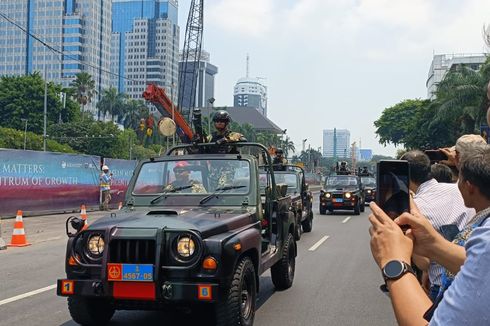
0, 0, 112, 114
359, 149, 373, 161
323, 129, 351, 158
427, 53, 487, 99
178, 50, 218, 109
112, 0, 179, 102
233, 77, 268, 116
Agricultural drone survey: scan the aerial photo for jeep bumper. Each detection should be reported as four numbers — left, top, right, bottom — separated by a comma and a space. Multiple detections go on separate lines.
57, 279, 220, 303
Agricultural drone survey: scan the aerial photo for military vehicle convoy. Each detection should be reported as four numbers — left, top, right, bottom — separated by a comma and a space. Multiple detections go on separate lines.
57, 142, 297, 326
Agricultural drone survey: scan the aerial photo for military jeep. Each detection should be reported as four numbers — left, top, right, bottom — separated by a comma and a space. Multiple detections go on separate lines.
260, 165, 314, 240
57, 142, 297, 326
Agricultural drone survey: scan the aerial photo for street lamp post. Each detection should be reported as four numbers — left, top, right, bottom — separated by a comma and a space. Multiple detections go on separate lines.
207, 97, 215, 135
21, 119, 28, 150
43, 51, 48, 152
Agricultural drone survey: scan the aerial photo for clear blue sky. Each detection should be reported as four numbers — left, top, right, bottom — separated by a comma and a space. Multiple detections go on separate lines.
179, 0, 490, 156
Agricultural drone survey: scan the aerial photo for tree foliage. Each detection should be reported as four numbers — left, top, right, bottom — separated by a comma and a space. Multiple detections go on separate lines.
0, 73, 79, 133
375, 57, 490, 149
0, 127, 75, 153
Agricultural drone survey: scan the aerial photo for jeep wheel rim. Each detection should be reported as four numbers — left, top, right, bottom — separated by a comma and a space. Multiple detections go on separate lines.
241, 275, 253, 320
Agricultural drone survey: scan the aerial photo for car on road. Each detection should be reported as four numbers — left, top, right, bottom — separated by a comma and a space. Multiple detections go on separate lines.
319, 175, 365, 215
57, 142, 297, 326
360, 176, 376, 204
260, 165, 314, 240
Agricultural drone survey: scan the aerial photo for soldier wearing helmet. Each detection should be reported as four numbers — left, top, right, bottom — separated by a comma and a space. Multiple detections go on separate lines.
207, 110, 247, 144
272, 148, 288, 171
163, 161, 206, 193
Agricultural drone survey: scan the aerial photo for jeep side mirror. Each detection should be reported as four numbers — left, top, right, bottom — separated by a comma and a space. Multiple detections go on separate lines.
66, 216, 85, 237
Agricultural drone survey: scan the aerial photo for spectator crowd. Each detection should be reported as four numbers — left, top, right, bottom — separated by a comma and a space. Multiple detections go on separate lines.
369, 107, 490, 325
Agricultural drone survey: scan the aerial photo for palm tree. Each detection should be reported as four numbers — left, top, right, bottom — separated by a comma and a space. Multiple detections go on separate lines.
434, 64, 487, 135
283, 136, 295, 157
123, 99, 147, 129
97, 87, 126, 122
70, 72, 96, 118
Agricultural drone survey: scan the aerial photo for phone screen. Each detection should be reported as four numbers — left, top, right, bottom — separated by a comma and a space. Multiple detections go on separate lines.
376, 160, 410, 219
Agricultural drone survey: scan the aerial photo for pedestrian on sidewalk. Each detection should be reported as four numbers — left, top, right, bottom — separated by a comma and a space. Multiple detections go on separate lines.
100, 165, 113, 211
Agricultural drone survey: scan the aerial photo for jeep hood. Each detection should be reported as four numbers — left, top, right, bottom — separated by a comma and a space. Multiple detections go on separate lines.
89, 207, 257, 238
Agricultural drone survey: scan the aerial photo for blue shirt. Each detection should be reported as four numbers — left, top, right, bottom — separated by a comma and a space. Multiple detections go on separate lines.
430, 207, 490, 325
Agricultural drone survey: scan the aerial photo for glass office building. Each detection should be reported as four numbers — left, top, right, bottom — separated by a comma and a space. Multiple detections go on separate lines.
0, 0, 112, 114
112, 0, 179, 101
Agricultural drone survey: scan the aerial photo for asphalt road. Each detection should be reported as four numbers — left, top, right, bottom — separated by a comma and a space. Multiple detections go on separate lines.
0, 198, 396, 326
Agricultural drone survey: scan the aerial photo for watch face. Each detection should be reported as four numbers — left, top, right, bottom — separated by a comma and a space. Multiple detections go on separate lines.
384, 260, 404, 279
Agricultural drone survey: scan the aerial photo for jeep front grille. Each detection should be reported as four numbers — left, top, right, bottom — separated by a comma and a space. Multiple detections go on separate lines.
109, 239, 156, 264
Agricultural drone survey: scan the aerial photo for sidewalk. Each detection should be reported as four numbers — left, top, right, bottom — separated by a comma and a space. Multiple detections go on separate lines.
0, 210, 108, 248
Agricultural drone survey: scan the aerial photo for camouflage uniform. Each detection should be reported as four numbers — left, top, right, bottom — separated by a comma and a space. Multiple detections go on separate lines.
163, 180, 207, 193
206, 130, 246, 143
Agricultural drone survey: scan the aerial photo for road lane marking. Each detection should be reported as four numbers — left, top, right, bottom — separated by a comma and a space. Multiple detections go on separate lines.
342, 216, 352, 224
0, 284, 57, 307
308, 236, 330, 251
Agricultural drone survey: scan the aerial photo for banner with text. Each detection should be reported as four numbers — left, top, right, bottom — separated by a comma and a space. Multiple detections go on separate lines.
0, 149, 101, 216
104, 158, 137, 208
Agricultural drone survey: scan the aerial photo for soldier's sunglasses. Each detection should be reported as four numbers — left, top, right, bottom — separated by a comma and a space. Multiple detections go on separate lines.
214, 119, 227, 123
174, 168, 188, 174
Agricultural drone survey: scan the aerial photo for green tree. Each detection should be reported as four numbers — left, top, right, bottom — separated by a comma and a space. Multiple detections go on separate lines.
123, 99, 148, 129
97, 87, 127, 122
0, 127, 75, 153
70, 72, 96, 117
374, 99, 430, 148
0, 73, 79, 134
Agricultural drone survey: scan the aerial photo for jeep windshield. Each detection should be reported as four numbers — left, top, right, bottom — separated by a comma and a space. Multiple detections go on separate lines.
132, 159, 251, 204
259, 172, 298, 192
361, 177, 376, 187
326, 176, 358, 188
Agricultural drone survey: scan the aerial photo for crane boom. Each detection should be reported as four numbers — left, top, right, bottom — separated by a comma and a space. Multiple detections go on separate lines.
143, 84, 194, 143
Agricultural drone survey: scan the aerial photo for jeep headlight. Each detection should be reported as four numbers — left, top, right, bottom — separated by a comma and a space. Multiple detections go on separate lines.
367, 189, 372, 194
86, 234, 105, 258
345, 192, 352, 199
325, 193, 331, 199
177, 236, 196, 258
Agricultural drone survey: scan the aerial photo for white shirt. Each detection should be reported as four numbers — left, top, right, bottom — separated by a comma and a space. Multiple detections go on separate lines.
414, 179, 475, 287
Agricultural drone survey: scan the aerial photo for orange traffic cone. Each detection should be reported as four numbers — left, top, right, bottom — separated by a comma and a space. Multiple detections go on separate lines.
80, 205, 88, 230
118, 202, 123, 210
8, 210, 31, 247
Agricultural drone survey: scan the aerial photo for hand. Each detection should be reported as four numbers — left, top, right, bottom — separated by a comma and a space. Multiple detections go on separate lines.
369, 202, 413, 268
439, 147, 456, 167
394, 196, 443, 258
110, 173, 113, 176
216, 138, 227, 145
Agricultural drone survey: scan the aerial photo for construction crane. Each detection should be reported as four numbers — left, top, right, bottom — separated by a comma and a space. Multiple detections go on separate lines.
178, 0, 204, 122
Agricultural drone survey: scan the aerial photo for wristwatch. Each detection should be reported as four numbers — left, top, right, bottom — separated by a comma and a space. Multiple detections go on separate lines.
382, 260, 415, 281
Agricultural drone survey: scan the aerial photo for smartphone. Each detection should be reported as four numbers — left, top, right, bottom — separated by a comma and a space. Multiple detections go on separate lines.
376, 160, 410, 219
424, 150, 448, 163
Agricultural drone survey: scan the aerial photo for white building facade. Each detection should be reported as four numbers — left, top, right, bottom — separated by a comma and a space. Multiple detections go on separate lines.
233, 77, 268, 117
323, 129, 351, 158
427, 53, 487, 99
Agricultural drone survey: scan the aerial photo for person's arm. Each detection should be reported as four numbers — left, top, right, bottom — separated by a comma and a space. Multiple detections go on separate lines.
387, 273, 432, 326
412, 254, 430, 271
425, 237, 466, 274
368, 202, 432, 326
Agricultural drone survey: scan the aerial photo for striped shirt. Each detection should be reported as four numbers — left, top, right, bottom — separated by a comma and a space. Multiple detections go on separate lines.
414, 179, 475, 287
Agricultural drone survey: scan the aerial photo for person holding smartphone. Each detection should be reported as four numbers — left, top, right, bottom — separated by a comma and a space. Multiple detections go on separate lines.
399, 151, 474, 301
369, 145, 490, 325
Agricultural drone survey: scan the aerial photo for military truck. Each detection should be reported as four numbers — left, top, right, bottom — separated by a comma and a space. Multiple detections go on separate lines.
57, 142, 297, 326
260, 165, 313, 240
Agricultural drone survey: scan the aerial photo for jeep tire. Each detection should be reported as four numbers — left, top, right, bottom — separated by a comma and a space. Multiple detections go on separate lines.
215, 256, 257, 326
302, 210, 313, 233
68, 296, 114, 326
354, 202, 360, 215
271, 233, 296, 290
360, 202, 365, 213
319, 206, 326, 215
